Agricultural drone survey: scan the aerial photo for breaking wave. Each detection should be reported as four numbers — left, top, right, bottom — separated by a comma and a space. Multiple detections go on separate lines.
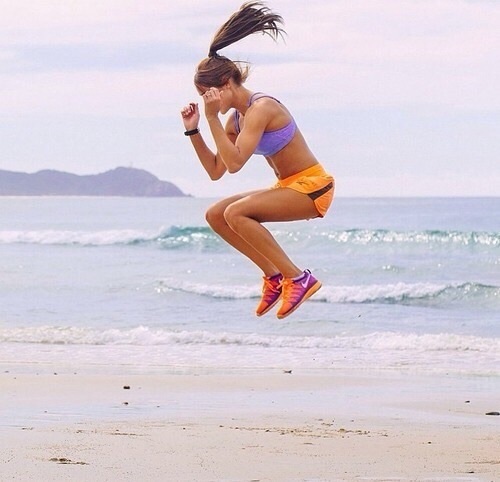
157, 280, 500, 307
1, 325, 498, 354
0, 226, 498, 249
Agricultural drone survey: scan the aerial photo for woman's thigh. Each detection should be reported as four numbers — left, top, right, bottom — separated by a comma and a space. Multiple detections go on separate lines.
225, 187, 319, 223
206, 189, 268, 221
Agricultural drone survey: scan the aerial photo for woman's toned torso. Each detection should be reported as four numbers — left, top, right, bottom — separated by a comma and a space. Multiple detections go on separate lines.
226, 95, 319, 180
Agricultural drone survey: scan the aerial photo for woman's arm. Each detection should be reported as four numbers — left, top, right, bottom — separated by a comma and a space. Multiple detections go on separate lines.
203, 88, 268, 173
180, 102, 228, 181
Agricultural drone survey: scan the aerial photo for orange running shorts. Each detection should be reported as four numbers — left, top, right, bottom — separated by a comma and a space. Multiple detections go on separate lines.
273, 164, 335, 217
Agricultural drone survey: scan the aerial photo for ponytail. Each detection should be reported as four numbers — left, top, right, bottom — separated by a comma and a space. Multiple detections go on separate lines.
208, 1, 284, 58
195, 2, 285, 88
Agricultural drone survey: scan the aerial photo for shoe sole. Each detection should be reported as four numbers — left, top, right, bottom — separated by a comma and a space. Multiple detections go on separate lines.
255, 294, 282, 317
276, 281, 322, 319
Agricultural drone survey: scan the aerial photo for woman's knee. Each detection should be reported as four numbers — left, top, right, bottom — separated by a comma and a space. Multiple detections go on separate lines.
205, 200, 230, 231
223, 202, 247, 231
206, 192, 259, 231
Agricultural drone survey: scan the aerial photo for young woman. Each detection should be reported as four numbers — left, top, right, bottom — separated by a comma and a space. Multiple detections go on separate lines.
180, 1, 334, 319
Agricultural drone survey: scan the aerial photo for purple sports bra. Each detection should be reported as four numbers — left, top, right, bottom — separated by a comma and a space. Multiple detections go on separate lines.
233, 93, 297, 157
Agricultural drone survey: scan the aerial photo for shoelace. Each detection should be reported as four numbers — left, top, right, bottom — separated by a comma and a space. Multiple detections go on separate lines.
280, 278, 303, 302
263, 277, 281, 293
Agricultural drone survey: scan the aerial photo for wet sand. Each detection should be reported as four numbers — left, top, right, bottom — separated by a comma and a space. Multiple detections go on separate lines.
1, 370, 499, 481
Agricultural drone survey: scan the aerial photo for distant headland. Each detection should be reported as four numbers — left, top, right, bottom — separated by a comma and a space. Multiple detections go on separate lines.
0, 167, 188, 197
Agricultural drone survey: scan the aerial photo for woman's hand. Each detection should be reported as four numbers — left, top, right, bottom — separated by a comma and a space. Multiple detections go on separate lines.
202, 87, 221, 120
180, 102, 200, 131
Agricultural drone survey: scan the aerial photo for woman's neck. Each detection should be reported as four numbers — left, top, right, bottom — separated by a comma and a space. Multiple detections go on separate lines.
232, 86, 253, 114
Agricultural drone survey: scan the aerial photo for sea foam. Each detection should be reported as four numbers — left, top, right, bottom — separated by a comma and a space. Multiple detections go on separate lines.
1, 226, 498, 248
156, 279, 500, 307
1, 325, 499, 354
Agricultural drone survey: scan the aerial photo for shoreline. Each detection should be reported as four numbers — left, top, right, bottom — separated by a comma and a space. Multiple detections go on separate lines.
1, 368, 499, 481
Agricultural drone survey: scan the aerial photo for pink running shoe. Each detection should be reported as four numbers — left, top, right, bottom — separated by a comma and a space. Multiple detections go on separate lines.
277, 269, 322, 319
255, 273, 283, 317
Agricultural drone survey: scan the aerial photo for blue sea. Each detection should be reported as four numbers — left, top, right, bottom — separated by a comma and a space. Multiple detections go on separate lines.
0, 196, 499, 376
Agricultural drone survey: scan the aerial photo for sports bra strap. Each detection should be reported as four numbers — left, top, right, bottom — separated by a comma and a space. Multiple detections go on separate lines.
248, 92, 281, 106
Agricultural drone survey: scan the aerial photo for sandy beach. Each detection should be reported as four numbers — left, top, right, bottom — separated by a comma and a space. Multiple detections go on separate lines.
1, 369, 499, 481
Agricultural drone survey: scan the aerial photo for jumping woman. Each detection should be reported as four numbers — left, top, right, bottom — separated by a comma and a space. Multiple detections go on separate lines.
180, 1, 335, 319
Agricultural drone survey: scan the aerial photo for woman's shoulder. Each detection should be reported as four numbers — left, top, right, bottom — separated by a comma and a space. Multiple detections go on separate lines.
249, 92, 280, 104
247, 94, 292, 127
247, 95, 284, 116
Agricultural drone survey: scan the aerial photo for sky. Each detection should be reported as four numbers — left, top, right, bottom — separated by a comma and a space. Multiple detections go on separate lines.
1, 0, 499, 197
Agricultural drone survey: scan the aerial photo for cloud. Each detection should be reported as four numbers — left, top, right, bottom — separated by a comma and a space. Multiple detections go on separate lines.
262, 0, 500, 111
0, 1, 219, 46
1, 0, 499, 196
3, 0, 499, 114
339, 174, 500, 197
0, 65, 196, 116
1, 44, 192, 73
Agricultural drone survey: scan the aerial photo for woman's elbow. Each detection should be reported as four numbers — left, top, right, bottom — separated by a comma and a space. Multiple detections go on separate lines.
226, 158, 246, 174
219, 151, 247, 175
227, 164, 242, 174
209, 171, 224, 181
208, 165, 227, 181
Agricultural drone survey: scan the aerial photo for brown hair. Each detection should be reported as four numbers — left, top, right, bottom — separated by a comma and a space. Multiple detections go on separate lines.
194, 1, 285, 88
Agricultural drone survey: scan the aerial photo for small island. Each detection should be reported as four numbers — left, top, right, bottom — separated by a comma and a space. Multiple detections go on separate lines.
0, 167, 188, 197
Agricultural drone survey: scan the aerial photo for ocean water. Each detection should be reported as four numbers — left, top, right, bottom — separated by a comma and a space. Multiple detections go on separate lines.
0, 196, 499, 376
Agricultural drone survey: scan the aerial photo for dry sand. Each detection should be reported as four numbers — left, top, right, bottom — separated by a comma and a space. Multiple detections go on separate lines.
1, 370, 499, 481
